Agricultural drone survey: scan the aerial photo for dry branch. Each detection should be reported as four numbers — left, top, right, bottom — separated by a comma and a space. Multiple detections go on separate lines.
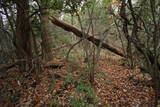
49, 16, 125, 57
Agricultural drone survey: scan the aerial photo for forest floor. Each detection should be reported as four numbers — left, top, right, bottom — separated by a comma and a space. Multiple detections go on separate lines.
0, 57, 155, 107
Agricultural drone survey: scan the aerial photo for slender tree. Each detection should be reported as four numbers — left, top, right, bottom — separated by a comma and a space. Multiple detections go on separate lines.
39, 0, 53, 61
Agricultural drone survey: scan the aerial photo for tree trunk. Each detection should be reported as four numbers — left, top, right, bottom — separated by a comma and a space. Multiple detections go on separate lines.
126, 38, 134, 68
15, 0, 32, 72
153, 78, 160, 106
153, 70, 160, 107
40, 8, 53, 61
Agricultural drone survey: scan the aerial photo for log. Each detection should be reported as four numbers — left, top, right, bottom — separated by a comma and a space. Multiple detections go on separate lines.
0, 64, 16, 72
49, 16, 125, 57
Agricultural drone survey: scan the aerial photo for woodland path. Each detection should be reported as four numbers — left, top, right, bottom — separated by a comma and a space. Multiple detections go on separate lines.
0, 58, 154, 106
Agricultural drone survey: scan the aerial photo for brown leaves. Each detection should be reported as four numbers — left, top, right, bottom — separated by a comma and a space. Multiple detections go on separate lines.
0, 58, 155, 106
95, 60, 154, 106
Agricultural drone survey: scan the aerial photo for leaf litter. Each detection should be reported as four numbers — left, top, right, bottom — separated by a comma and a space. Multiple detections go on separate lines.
0, 58, 155, 107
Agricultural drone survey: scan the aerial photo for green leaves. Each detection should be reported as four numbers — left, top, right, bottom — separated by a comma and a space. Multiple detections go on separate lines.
76, 82, 92, 93
41, 0, 64, 11
102, 0, 112, 7
50, 0, 64, 11
63, 0, 84, 14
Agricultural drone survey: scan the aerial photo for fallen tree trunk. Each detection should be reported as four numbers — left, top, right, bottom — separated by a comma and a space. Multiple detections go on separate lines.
49, 16, 125, 57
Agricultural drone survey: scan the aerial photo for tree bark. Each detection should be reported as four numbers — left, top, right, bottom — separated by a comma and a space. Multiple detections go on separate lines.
40, 8, 53, 61
49, 16, 125, 57
15, 0, 32, 72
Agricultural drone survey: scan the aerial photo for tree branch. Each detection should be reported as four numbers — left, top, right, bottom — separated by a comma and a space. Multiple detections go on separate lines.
49, 16, 125, 57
